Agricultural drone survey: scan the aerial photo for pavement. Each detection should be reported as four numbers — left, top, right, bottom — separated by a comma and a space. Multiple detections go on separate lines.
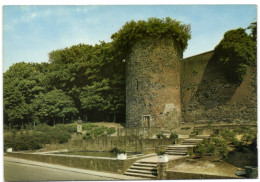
4, 156, 146, 181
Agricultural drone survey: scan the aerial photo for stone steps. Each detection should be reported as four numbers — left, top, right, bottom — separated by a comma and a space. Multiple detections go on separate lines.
124, 161, 158, 179
133, 162, 157, 167
196, 135, 210, 139
182, 138, 203, 145
165, 146, 188, 155
127, 169, 157, 175
130, 166, 157, 171
124, 172, 157, 179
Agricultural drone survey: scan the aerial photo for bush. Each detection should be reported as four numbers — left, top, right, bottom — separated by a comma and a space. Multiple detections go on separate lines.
220, 129, 239, 145
35, 123, 52, 132
194, 138, 228, 158
157, 149, 166, 155
107, 127, 116, 136
82, 123, 98, 131
83, 133, 92, 140
92, 126, 107, 138
4, 125, 72, 151
170, 132, 178, 139
157, 132, 166, 139
110, 147, 126, 154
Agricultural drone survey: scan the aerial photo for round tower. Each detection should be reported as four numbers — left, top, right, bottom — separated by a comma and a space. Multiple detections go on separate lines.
126, 37, 182, 129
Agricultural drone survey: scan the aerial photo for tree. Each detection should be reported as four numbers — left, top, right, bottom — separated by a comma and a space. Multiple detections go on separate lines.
3, 62, 46, 128
213, 27, 256, 83
32, 89, 78, 125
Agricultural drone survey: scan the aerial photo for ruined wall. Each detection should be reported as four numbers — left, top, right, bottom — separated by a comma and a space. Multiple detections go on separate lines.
126, 37, 182, 128
180, 51, 257, 123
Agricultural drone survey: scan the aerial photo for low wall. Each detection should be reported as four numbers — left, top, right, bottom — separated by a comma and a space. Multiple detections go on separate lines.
65, 136, 177, 153
166, 170, 238, 179
6, 152, 138, 174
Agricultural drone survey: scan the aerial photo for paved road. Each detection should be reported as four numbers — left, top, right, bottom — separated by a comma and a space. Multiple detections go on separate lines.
4, 157, 142, 181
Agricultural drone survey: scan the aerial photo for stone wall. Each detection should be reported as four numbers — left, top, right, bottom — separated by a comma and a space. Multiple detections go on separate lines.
126, 37, 182, 129
180, 51, 257, 123
6, 152, 137, 174
42, 136, 177, 154
67, 136, 176, 153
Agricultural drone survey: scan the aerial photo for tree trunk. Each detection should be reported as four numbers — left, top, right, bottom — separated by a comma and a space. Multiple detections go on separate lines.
113, 113, 116, 123
63, 117, 65, 124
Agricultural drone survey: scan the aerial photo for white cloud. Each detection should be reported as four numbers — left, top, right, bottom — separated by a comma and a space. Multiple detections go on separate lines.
21, 12, 38, 22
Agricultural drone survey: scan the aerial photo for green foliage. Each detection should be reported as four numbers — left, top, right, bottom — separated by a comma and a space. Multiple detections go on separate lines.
247, 21, 257, 42
156, 132, 166, 139
194, 138, 228, 158
111, 17, 191, 59
157, 149, 166, 155
110, 147, 126, 154
57, 124, 78, 133
220, 129, 239, 145
82, 123, 98, 131
169, 132, 178, 139
83, 133, 92, 140
32, 89, 78, 125
4, 125, 72, 151
213, 27, 256, 83
107, 127, 116, 136
194, 143, 207, 157
191, 130, 198, 135
92, 126, 108, 137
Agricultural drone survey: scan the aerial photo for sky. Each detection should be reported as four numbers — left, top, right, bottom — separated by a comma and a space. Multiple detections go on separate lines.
2, 5, 257, 72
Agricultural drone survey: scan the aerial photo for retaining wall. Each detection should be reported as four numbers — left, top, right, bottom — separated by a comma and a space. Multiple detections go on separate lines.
6, 152, 138, 174
44, 136, 177, 154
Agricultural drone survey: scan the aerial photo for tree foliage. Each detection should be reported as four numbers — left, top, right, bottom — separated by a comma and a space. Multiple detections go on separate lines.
213, 27, 256, 83
111, 17, 191, 59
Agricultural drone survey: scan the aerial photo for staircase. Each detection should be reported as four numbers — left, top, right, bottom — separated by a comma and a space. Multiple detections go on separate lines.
124, 161, 158, 179
165, 145, 189, 155
195, 135, 210, 139
181, 138, 203, 145
124, 135, 207, 179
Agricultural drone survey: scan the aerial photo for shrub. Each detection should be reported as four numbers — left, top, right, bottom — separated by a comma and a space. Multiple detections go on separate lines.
191, 130, 198, 135
83, 133, 92, 140
92, 126, 108, 138
194, 143, 207, 157
82, 123, 98, 131
107, 127, 116, 136
35, 123, 52, 132
170, 132, 178, 139
116, 149, 126, 154
157, 149, 166, 155
110, 147, 126, 154
157, 132, 166, 139
4, 125, 72, 151
220, 129, 239, 145
194, 138, 228, 158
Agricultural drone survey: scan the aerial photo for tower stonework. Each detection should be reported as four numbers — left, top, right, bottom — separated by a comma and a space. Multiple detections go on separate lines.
126, 37, 182, 129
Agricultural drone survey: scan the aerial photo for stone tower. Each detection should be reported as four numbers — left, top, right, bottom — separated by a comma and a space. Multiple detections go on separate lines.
126, 37, 182, 129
